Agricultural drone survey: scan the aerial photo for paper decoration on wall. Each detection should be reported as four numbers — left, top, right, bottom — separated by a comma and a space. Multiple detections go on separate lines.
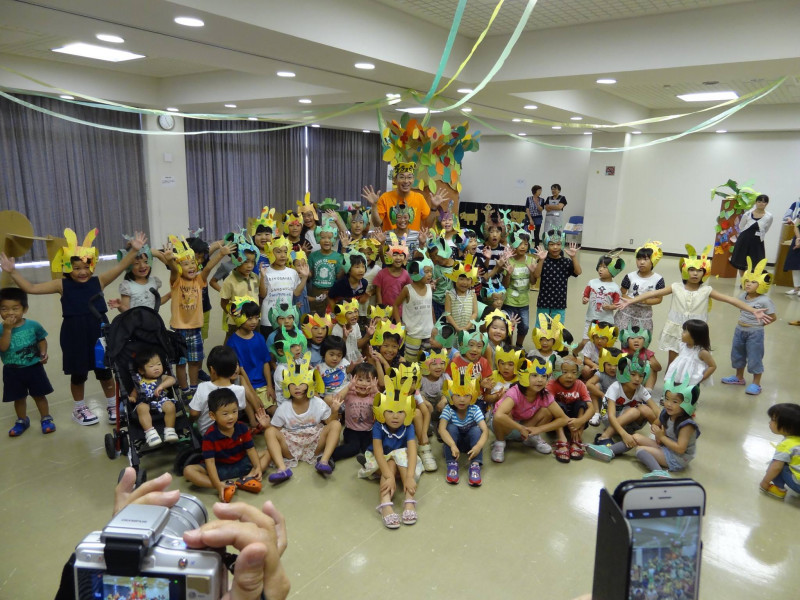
381, 113, 480, 194
460, 209, 478, 226
710, 179, 760, 255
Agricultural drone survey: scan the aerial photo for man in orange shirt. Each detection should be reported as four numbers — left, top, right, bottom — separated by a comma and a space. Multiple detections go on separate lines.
361, 162, 447, 232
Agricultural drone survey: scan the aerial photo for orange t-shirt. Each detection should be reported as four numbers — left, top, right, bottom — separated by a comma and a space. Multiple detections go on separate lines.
377, 190, 431, 232
170, 275, 206, 329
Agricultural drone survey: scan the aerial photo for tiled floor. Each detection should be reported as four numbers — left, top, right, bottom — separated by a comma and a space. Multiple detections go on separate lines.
1, 251, 798, 599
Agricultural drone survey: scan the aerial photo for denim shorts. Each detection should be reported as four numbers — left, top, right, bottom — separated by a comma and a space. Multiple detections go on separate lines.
730, 325, 765, 374
214, 456, 253, 481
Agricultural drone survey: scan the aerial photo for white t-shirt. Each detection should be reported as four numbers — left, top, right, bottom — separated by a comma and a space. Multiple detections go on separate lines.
271, 396, 330, 431
603, 381, 651, 410
316, 358, 351, 395
189, 382, 247, 435
260, 267, 300, 326
332, 323, 362, 364
273, 363, 288, 405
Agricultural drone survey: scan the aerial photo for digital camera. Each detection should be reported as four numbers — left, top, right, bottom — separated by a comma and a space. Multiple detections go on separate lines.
72, 494, 228, 599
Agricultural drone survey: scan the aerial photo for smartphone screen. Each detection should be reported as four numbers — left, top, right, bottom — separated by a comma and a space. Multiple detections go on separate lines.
625, 505, 702, 600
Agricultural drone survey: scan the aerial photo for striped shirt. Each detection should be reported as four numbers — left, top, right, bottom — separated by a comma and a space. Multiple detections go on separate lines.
440, 404, 485, 428
202, 422, 254, 464
446, 288, 475, 329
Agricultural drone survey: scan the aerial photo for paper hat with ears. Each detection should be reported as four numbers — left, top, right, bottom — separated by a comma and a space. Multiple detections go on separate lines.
664, 372, 700, 417
543, 227, 566, 246
297, 192, 317, 219
282, 352, 325, 397
635, 240, 663, 266
282, 210, 303, 231
516, 356, 553, 382
333, 298, 359, 325
679, 244, 712, 283
493, 345, 525, 371
483, 308, 514, 334
342, 250, 367, 274
620, 326, 652, 350
301, 312, 333, 339
368, 304, 394, 321
373, 372, 416, 426
52, 228, 99, 274
168, 234, 196, 263
289, 249, 307, 264
598, 348, 624, 372
530, 313, 566, 351
427, 236, 454, 260
386, 232, 409, 260
226, 295, 259, 327
445, 254, 479, 284
588, 321, 619, 347
346, 206, 370, 228
370, 320, 406, 347
224, 230, 261, 268
408, 254, 433, 282
442, 362, 481, 405
616, 355, 651, 384
457, 322, 488, 356
600, 249, 626, 277
420, 348, 448, 376
249, 206, 278, 236
741, 256, 772, 295
264, 236, 291, 264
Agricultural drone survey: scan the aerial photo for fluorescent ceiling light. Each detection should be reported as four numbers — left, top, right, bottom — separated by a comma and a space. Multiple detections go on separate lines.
362, 129, 371, 133
518, 133, 527, 136
512, 118, 521, 122
166, 107, 180, 112
386, 93, 401, 98
277, 71, 295, 78
311, 124, 320, 128
552, 126, 561, 130
298, 98, 312, 104
524, 104, 538, 110
677, 91, 738, 102
631, 130, 641, 134
584, 132, 592, 135
52, 42, 144, 62
397, 107, 441, 114
570, 116, 583, 121
96, 34, 124, 44
387, 98, 402, 105
174, 16, 204, 27
60, 94, 74, 100
461, 108, 472, 112
224, 103, 237, 108
457, 88, 473, 94
354, 62, 375, 70
716, 129, 728, 133
596, 78, 617, 84
248, 117, 258, 121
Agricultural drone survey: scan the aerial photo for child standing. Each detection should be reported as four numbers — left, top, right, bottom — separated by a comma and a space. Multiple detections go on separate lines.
532, 229, 581, 324
587, 377, 701, 480
332, 298, 371, 364
225, 297, 275, 413
373, 236, 412, 315
451, 328, 494, 411
0, 288, 55, 436
582, 253, 623, 340
260, 237, 309, 338
393, 256, 434, 362
502, 230, 537, 345
331, 363, 379, 462
220, 234, 264, 337
184, 388, 270, 503
547, 355, 594, 461
108, 244, 166, 312
359, 376, 421, 529
265, 356, 343, 483
308, 226, 343, 314
760, 403, 800, 500
1, 229, 147, 426
440, 364, 489, 486
662, 319, 716, 388
720, 258, 777, 395
444, 259, 479, 332
328, 251, 369, 312
614, 242, 665, 334
478, 223, 507, 289
129, 348, 179, 447
430, 237, 456, 321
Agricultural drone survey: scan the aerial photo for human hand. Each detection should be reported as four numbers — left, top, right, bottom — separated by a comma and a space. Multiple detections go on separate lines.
361, 185, 381, 206
449, 444, 460, 460
339, 232, 351, 248
301, 240, 314, 253
161, 242, 175, 262
255, 406, 271, 429
581, 296, 589, 305
0, 253, 16, 273
107, 298, 121, 309
113, 467, 180, 516
2, 313, 20, 327
567, 417, 580, 432
371, 230, 386, 244
480, 376, 494, 391
430, 189, 447, 209
330, 395, 343, 414
130, 231, 147, 251
217, 483, 229, 503
404, 476, 417, 496
366, 317, 377, 337
535, 245, 548, 260
266, 387, 276, 401
380, 475, 396, 498
295, 262, 310, 278
343, 323, 353, 338
565, 242, 579, 258
39, 352, 48, 365
482, 247, 492, 261
753, 308, 773, 324
183, 501, 290, 600
467, 445, 481, 461
247, 467, 263, 482
220, 242, 237, 256
509, 313, 521, 329
622, 432, 636, 448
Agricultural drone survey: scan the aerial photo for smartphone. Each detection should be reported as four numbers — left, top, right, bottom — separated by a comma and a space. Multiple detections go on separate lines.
616, 479, 705, 600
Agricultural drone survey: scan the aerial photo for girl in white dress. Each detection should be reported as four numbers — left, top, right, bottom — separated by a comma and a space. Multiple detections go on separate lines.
663, 319, 715, 387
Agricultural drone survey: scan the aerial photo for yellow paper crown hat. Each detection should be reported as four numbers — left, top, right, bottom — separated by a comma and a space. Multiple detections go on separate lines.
598, 348, 624, 372
283, 210, 303, 231
530, 313, 566, 351
741, 256, 772, 294
370, 320, 406, 346
635, 240, 663, 266
494, 345, 525, 370
249, 206, 277, 236
445, 254, 479, 284
442, 362, 480, 404
679, 243, 713, 283
264, 236, 291, 264
420, 349, 448, 376
296, 192, 317, 219
52, 228, 99, 273
373, 372, 416, 426
333, 298, 359, 325
281, 352, 325, 397
368, 305, 393, 321
387, 363, 422, 390
168, 234, 196, 263
226, 295, 259, 327
588, 321, 619, 347
301, 312, 333, 339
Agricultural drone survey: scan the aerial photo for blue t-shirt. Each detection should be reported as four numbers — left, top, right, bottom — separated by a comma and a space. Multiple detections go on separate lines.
370, 421, 416, 453
440, 404, 485, 428
0, 319, 47, 367
226, 331, 272, 388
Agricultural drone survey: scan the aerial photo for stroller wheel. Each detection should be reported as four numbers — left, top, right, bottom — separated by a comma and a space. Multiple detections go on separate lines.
104, 433, 117, 459
119, 434, 129, 456
174, 447, 203, 475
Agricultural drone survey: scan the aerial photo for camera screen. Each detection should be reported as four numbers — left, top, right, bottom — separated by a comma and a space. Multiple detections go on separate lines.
76, 569, 185, 599
625, 506, 701, 600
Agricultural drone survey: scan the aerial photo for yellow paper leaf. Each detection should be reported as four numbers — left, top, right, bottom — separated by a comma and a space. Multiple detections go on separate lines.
382, 127, 390, 138
382, 148, 395, 162
412, 128, 419, 139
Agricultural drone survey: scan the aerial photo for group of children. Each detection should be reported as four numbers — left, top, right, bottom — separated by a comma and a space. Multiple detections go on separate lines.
1, 194, 798, 530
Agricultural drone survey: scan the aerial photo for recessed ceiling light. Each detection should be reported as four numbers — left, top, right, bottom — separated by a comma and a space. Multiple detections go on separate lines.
96, 34, 124, 44
461, 108, 472, 112
354, 62, 375, 70
298, 99, 312, 104
518, 133, 527, 136
52, 42, 144, 62
59, 94, 74, 100
248, 117, 258, 121
584, 132, 592, 135
362, 129, 371, 133
552, 126, 561, 130
524, 104, 538, 110
570, 116, 583, 121
277, 71, 296, 78
397, 107, 441, 114
512, 118, 521, 122
224, 103, 237, 108
386, 93, 401, 98
631, 130, 641, 134
596, 78, 617, 84
166, 107, 180, 112
457, 88, 473, 94
387, 98, 402, 105
174, 16, 204, 27
677, 91, 738, 102
716, 129, 727, 133
311, 124, 320, 128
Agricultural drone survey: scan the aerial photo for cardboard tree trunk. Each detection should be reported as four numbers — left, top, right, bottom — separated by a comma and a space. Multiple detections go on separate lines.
710, 196, 741, 278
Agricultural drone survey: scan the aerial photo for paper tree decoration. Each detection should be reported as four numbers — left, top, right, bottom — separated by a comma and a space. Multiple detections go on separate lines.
381, 112, 480, 194
710, 179, 760, 256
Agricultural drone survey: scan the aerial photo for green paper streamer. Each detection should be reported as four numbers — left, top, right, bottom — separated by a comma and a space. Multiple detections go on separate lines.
420, 0, 468, 104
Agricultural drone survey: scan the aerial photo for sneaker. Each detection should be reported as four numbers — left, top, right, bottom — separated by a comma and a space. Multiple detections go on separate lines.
468, 462, 482, 487
491, 441, 506, 463
785, 288, 799, 295
642, 469, 672, 480
419, 444, 438, 472
145, 428, 163, 447
356, 453, 367, 467
594, 435, 613, 446
163, 427, 179, 443
588, 413, 600, 427
446, 460, 459, 484
745, 383, 762, 395
8, 417, 30, 437
523, 434, 552, 454
761, 484, 787, 499
586, 444, 615, 462
107, 405, 117, 425
72, 405, 99, 426
40, 416, 56, 434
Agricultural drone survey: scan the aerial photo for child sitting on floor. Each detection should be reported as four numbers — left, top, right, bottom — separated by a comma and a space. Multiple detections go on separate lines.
620, 326, 661, 391
586, 348, 623, 427
547, 355, 594, 461
760, 403, 800, 500
331, 363, 379, 462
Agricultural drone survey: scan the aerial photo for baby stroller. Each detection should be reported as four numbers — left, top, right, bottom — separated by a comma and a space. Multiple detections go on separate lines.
101, 304, 202, 485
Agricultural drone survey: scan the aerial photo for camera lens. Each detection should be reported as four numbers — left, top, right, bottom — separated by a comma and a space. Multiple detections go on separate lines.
164, 494, 207, 539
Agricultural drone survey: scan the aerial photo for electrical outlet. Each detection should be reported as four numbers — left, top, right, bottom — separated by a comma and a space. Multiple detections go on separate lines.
629, 238, 634, 244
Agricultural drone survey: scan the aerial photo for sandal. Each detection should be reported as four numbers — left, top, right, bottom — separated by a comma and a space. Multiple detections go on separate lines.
267, 469, 293, 484
376, 502, 400, 529
40, 416, 56, 434
222, 482, 237, 503
569, 441, 584, 460
401, 499, 418, 525
553, 440, 571, 463
235, 476, 262, 494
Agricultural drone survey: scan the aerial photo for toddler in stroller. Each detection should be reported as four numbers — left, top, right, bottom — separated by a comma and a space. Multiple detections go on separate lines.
129, 348, 179, 447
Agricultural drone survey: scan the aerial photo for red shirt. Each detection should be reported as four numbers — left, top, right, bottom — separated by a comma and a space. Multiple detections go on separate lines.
373, 267, 412, 315
546, 379, 591, 405
451, 354, 492, 386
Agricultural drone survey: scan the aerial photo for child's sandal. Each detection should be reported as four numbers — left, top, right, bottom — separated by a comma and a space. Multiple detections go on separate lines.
235, 476, 262, 494
222, 482, 237, 503
376, 502, 400, 529
569, 441, 584, 460
553, 441, 571, 463
401, 499, 418, 525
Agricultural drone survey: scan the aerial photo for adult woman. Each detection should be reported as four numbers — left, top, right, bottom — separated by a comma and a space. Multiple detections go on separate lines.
541, 183, 567, 234
782, 198, 800, 297
524, 185, 544, 247
729, 194, 773, 274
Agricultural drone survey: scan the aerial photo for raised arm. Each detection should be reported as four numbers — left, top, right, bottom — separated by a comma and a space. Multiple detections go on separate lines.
99, 231, 148, 289
708, 288, 774, 323
0, 254, 63, 295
